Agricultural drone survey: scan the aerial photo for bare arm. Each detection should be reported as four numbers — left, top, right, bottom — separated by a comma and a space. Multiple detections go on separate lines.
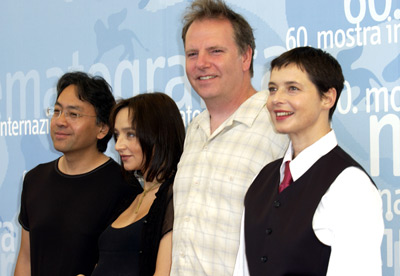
153, 231, 172, 276
14, 228, 31, 276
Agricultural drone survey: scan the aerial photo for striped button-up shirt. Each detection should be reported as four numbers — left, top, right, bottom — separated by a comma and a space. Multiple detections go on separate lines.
171, 90, 289, 276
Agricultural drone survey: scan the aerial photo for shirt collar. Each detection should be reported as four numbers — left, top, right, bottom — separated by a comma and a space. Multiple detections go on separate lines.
230, 90, 268, 127
280, 129, 338, 182
194, 90, 268, 138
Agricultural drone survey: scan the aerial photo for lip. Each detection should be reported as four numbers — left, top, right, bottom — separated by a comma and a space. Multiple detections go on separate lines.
197, 75, 217, 81
120, 155, 131, 162
54, 131, 70, 139
274, 110, 294, 121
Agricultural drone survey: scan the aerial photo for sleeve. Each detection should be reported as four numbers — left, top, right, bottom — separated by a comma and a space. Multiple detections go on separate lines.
18, 176, 30, 231
233, 210, 250, 276
161, 184, 174, 237
313, 167, 384, 276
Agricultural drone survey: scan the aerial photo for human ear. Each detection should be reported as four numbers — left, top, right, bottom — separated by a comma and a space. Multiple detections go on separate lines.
97, 124, 110, 140
241, 45, 252, 72
322, 88, 337, 110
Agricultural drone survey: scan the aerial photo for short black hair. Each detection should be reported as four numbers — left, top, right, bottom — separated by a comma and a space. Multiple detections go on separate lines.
271, 47, 344, 120
56, 71, 115, 152
109, 93, 185, 183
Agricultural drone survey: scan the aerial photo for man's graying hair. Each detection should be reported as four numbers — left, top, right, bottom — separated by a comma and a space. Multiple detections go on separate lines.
181, 0, 255, 77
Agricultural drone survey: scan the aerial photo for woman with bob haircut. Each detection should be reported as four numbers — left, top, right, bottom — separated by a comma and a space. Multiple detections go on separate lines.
90, 92, 185, 276
234, 47, 383, 276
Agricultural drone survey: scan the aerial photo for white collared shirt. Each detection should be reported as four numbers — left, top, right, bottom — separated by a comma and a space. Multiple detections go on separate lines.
234, 130, 384, 276
171, 90, 289, 276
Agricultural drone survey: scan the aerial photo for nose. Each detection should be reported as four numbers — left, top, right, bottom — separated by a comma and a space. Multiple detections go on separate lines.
196, 52, 210, 69
114, 136, 126, 151
270, 88, 285, 105
54, 111, 68, 126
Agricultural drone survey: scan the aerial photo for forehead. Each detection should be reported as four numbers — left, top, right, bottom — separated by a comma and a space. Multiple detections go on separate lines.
270, 64, 311, 83
56, 85, 93, 110
185, 18, 236, 48
115, 107, 133, 128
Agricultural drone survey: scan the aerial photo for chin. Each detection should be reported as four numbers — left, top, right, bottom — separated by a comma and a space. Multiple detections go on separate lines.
123, 165, 138, 171
274, 126, 290, 135
122, 164, 132, 171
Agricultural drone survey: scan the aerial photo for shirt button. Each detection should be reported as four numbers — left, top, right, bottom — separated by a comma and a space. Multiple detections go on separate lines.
273, 200, 281, 207
185, 217, 190, 222
261, 256, 268, 263
266, 228, 272, 235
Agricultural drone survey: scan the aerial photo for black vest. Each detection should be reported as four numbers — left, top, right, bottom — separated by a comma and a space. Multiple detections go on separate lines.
244, 146, 371, 276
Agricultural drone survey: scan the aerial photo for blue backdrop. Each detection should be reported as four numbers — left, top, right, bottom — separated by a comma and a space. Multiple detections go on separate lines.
1, 0, 399, 275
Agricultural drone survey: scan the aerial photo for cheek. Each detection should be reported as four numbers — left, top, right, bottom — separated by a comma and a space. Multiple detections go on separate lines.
186, 61, 194, 74
71, 124, 85, 134
49, 119, 60, 131
128, 141, 142, 155
266, 99, 273, 113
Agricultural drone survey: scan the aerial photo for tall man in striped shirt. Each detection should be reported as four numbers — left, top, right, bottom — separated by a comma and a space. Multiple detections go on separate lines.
171, 0, 289, 275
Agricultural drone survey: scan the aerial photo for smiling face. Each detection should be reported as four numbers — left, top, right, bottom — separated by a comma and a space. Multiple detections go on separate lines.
50, 85, 104, 156
184, 18, 252, 105
114, 107, 145, 172
267, 64, 334, 145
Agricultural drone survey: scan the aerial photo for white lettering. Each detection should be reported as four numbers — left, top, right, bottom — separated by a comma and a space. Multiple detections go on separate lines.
147, 57, 166, 93
114, 60, 140, 98
6, 70, 40, 119
370, 114, 400, 176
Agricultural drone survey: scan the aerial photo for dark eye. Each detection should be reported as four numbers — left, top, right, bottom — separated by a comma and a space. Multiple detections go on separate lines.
68, 112, 79, 119
268, 87, 277, 94
289, 86, 299, 91
127, 132, 136, 138
53, 109, 62, 116
187, 52, 197, 58
114, 132, 119, 140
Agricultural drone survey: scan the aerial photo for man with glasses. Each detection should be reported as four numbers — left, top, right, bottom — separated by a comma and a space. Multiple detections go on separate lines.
15, 72, 133, 276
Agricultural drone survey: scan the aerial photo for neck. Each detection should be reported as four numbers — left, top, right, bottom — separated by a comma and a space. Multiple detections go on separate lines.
291, 127, 331, 158
207, 85, 256, 134
143, 178, 161, 191
134, 180, 161, 214
58, 151, 109, 175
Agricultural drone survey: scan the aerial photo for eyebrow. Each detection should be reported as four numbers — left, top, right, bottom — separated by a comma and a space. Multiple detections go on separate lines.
185, 48, 197, 53
207, 46, 225, 50
122, 127, 135, 132
185, 45, 226, 53
268, 81, 301, 86
114, 127, 135, 132
54, 101, 83, 111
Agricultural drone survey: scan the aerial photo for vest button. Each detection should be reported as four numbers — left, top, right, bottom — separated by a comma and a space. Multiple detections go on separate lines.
261, 256, 268, 263
273, 200, 281, 207
266, 228, 272, 235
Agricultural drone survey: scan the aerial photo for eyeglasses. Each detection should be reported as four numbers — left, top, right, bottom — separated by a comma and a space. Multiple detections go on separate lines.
46, 107, 97, 121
